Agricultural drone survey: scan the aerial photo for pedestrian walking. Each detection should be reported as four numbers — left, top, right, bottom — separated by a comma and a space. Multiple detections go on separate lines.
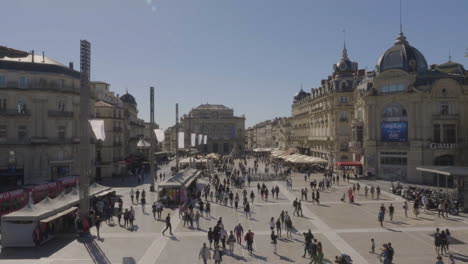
199, 243, 211, 264
95, 216, 101, 239
162, 213, 173, 236
389, 204, 394, 221
213, 246, 223, 264
152, 202, 157, 219
227, 231, 236, 255
370, 238, 375, 253
130, 188, 135, 204
245, 230, 254, 253
269, 217, 275, 231
271, 230, 278, 254
234, 223, 244, 244
208, 227, 214, 249
276, 218, 282, 237
195, 210, 200, 230
403, 201, 408, 217
135, 189, 140, 203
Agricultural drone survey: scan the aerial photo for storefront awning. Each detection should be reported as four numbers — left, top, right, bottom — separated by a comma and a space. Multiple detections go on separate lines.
416, 166, 468, 176
336, 161, 362, 167
40, 207, 77, 223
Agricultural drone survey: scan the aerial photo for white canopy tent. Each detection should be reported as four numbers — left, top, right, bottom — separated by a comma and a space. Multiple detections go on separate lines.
1, 183, 111, 247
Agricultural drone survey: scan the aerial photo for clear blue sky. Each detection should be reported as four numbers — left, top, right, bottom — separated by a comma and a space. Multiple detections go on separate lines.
3, 0, 467, 129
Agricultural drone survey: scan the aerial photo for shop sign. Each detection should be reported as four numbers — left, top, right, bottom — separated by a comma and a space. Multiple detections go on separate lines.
429, 143, 457, 149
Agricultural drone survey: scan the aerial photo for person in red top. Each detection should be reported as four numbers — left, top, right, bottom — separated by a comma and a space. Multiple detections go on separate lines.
245, 230, 254, 253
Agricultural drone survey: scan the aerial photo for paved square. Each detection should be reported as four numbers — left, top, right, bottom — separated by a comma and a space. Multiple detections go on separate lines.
1, 162, 467, 264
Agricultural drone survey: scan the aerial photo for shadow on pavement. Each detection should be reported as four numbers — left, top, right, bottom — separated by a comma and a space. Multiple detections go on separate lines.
81, 236, 112, 264
0, 235, 75, 260
122, 257, 137, 264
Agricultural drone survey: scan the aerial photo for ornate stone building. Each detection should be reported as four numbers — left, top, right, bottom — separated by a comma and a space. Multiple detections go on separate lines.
166, 104, 245, 154
350, 31, 468, 183
93, 81, 125, 179
0, 47, 96, 189
290, 46, 365, 165
246, 117, 291, 150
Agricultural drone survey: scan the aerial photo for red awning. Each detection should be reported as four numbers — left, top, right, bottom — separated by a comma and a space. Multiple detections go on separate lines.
336, 161, 362, 167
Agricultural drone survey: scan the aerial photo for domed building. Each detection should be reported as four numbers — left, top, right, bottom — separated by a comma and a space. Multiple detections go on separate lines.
350, 31, 468, 185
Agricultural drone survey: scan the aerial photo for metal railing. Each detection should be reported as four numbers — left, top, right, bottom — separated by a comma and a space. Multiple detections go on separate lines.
48, 110, 74, 118
0, 108, 31, 116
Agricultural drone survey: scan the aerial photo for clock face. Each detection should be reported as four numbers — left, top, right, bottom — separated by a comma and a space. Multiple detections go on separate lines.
339, 62, 347, 71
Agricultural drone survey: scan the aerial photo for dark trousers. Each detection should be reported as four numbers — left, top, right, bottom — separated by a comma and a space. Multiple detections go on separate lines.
162, 223, 172, 234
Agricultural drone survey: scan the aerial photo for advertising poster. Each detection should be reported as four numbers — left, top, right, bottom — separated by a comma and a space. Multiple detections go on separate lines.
381, 122, 407, 142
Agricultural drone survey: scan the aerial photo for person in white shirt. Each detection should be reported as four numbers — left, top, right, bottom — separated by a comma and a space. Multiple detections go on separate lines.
198, 242, 211, 264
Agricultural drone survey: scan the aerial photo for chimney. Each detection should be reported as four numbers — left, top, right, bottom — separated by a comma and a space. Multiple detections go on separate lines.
31, 50, 35, 63
69, 62, 74, 70
42, 51, 45, 62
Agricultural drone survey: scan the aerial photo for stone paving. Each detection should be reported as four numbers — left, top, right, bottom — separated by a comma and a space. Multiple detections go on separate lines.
1, 161, 468, 264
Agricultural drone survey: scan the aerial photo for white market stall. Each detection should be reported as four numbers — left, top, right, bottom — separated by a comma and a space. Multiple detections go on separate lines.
1, 183, 111, 247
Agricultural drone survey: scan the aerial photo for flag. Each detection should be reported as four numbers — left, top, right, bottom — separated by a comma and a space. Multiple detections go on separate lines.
203, 135, 207, 144
154, 129, 165, 142
198, 134, 203, 145
89, 119, 105, 141
178, 132, 184, 149
191, 133, 196, 147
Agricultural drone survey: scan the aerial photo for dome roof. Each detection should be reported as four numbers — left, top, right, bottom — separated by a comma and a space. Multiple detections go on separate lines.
436, 59, 466, 75
120, 92, 136, 105
293, 89, 309, 102
376, 32, 428, 74
334, 45, 357, 74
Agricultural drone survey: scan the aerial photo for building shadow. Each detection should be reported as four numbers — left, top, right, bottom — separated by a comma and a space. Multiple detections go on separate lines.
0, 235, 75, 260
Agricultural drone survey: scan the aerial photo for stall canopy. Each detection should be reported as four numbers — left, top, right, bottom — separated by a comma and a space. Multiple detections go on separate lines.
206, 153, 220, 159
279, 153, 327, 164
336, 161, 362, 167
159, 169, 200, 189
2, 183, 110, 222
137, 139, 151, 148
416, 166, 468, 176
180, 158, 207, 164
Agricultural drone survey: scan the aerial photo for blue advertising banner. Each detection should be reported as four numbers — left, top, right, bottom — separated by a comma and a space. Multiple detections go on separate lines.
381, 122, 407, 142
231, 125, 236, 139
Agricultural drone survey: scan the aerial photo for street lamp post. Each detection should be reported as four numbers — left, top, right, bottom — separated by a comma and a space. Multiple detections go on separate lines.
79, 40, 91, 219
149, 87, 156, 192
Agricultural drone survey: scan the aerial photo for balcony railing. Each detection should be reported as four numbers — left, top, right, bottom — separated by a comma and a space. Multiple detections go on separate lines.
0, 108, 31, 116
48, 110, 74, 118
113, 127, 123, 132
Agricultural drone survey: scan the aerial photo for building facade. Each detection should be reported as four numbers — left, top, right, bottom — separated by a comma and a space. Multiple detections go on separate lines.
350, 31, 468, 183
93, 81, 125, 179
246, 117, 291, 150
0, 47, 96, 189
290, 46, 364, 165
169, 104, 245, 154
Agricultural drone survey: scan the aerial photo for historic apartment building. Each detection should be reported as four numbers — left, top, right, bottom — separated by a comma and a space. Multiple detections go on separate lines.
290, 45, 365, 165
0, 47, 96, 189
165, 104, 245, 154
93, 81, 125, 179
350, 31, 468, 184
246, 117, 291, 150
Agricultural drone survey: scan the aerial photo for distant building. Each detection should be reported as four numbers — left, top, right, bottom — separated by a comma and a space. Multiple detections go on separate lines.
247, 117, 291, 150
165, 104, 245, 154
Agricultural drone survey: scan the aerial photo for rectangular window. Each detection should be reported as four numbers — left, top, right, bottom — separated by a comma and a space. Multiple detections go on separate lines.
0, 125, 6, 138
381, 83, 407, 93
439, 102, 449, 115
0, 75, 6, 88
356, 126, 363, 142
340, 96, 348, 104
433, 124, 441, 143
18, 77, 28, 89
58, 126, 66, 139
0, 98, 6, 111
340, 111, 347, 121
443, 124, 456, 143
17, 101, 27, 114
17, 125, 27, 140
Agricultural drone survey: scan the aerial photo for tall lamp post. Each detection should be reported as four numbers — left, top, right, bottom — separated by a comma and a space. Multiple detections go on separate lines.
79, 40, 91, 218
149, 87, 156, 191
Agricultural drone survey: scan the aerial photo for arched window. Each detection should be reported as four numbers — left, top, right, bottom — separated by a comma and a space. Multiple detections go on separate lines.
381, 104, 407, 119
